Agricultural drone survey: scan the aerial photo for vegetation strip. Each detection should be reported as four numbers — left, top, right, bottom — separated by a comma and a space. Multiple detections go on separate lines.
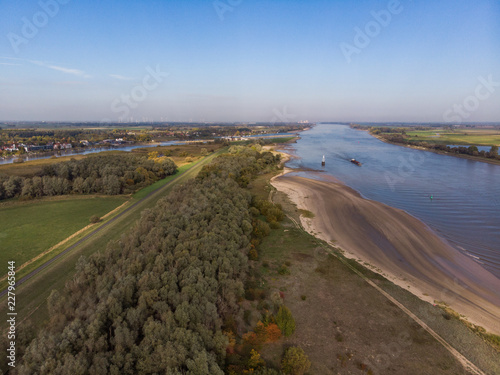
9, 146, 285, 373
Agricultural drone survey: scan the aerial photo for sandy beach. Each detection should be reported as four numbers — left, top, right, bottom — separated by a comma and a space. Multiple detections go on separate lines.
272, 172, 500, 335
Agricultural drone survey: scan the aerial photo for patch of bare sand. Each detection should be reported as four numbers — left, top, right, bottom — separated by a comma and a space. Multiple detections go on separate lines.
271, 175, 500, 336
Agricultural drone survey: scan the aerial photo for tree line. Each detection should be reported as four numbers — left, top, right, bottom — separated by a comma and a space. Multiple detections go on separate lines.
9, 148, 284, 374
0, 128, 142, 147
0, 154, 177, 201
375, 132, 500, 160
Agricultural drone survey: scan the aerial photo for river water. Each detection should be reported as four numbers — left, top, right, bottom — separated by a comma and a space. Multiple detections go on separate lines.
285, 124, 500, 278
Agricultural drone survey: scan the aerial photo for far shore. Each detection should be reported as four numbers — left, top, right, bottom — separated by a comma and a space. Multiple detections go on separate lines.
360, 129, 500, 166
271, 152, 500, 335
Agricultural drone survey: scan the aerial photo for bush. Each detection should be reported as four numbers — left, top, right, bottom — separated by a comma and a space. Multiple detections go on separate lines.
250, 207, 260, 216
278, 265, 290, 275
253, 199, 285, 223
253, 220, 270, 239
276, 306, 295, 337
249, 248, 259, 261
265, 323, 282, 342
89, 215, 100, 224
269, 220, 280, 229
281, 347, 311, 375
248, 349, 265, 369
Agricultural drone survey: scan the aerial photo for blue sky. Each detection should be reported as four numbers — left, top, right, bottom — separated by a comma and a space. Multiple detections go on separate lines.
1, 0, 499, 123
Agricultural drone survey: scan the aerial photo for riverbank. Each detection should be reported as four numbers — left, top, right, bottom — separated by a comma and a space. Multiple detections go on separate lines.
271, 161, 500, 336
0, 141, 179, 166
367, 131, 500, 166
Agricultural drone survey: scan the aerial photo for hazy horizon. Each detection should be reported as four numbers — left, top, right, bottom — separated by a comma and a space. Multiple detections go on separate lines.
1, 0, 499, 123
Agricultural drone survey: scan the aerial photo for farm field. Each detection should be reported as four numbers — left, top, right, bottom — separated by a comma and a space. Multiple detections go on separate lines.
0, 196, 127, 275
405, 129, 500, 146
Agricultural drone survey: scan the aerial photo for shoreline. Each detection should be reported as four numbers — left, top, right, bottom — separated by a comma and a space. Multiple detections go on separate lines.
363, 129, 500, 167
271, 150, 500, 336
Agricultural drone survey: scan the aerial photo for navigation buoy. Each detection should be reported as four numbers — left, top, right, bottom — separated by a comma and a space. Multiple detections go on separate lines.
430, 195, 434, 201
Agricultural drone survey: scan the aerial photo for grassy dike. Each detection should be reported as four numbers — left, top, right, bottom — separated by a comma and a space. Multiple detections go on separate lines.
0, 196, 128, 276
0, 150, 224, 346
246, 168, 500, 374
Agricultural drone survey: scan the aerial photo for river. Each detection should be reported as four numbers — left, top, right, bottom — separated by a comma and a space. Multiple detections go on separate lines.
285, 124, 500, 278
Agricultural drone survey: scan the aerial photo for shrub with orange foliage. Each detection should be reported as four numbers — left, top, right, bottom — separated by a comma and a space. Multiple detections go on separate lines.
224, 330, 236, 354
265, 323, 282, 342
249, 248, 259, 260
242, 331, 261, 347
254, 321, 267, 343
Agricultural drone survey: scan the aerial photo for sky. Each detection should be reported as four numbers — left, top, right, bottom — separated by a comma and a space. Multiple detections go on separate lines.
0, 0, 499, 123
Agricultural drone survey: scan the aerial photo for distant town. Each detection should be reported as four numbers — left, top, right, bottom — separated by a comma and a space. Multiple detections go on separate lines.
0, 123, 308, 161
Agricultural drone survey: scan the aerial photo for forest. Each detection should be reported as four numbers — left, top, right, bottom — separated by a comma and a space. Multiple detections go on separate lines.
0, 128, 147, 149
8, 147, 297, 374
0, 154, 177, 201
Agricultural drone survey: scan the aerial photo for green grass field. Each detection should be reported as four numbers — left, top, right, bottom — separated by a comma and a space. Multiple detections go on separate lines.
405, 129, 500, 146
0, 196, 127, 274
